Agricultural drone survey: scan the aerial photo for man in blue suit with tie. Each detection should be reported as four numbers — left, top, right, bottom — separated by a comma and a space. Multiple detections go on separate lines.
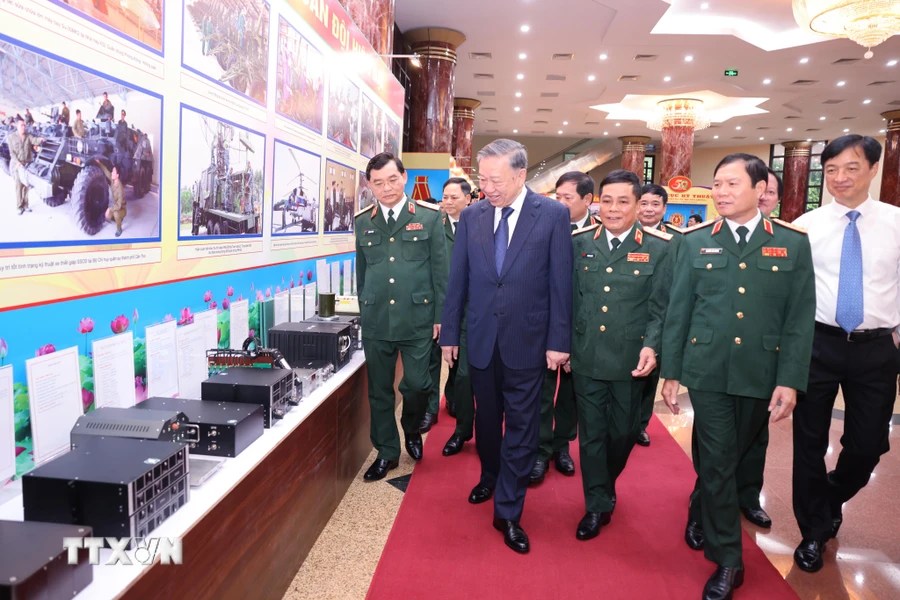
440, 138, 573, 554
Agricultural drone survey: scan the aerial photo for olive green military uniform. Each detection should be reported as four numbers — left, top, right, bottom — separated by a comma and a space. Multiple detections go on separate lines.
356, 197, 448, 461
98, 163, 126, 235
571, 223, 674, 513
661, 216, 815, 568
638, 222, 683, 434
7, 130, 43, 211
537, 214, 601, 462
426, 215, 475, 439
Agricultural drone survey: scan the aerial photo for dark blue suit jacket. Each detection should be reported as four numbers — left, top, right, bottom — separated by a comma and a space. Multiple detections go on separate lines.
440, 188, 573, 370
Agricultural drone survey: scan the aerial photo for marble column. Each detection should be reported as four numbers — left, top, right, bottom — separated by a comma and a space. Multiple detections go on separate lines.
659, 125, 694, 183
404, 27, 466, 153
619, 136, 650, 179
337, 0, 396, 57
453, 98, 480, 173
881, 110, 900, 207
780, 141, 812, 222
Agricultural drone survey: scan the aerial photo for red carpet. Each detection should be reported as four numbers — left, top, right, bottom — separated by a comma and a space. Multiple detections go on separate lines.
367, 412, 798, 600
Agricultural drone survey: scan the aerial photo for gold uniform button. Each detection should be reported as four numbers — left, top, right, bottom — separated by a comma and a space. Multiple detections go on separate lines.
389, 299, 396, 305
603, 286, 611, 292
738, 286, 746, 294
389, 278, 395, 284
424, 298, 429, 304
413, 236, 418, 241
390, 256, 396, 262
736, 312, 744, 319
691, 337, 697, 344
389, 237, 395, 242
599, 325, 606, 332
601, 306, 608, 313
584, 266, 589, 271
634, 269, 640, 276
706, 263, 713, 270
734, 337, 742, 345
367, 242, 372, 246
772, 265, 779, 272
739, 262, 747, 270
606, 267, 613, 273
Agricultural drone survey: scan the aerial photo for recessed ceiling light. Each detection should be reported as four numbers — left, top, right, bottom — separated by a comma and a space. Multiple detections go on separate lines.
518, 52, 527, 60
701, 2, 709, 9
735, 125, 742, 130
887, 59, 898, 67
759, 136, 765, 140
599, 53, 608, 60
807, 138, 812, 142
762, 78, 772, 85
880, 128, 887, 133
558, 130, 563, 134
513, 129, 518, 133
603, 131, 609, 135
587, 74, 596, 81
615, 122, 621, 127
843, 128, 850, 132
516, 73, 525, 80
713, 134, 719, 139
862, 98, 871, 104
563, 121, 569, 125
799, 57, 809, 64
663, 75, 672, 82
684, 55, 694, 62
514, 106, 521, 112
520, 24, 530, 33
836, 80, 846, 87
819, 116, 826, 120
786, 127, 793, 132
515, 91, 522, 98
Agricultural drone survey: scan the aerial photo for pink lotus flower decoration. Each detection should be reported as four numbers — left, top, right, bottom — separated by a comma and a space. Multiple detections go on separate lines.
265, 287, 272, 298
77, 317, 94, 334
15, 446, 25, 457
209, 300, 218, 310
306, 270, 313, 281
203, 290, 212, 302
256, 291, 265, 302
163, 314, 174, 322
110, 315, 130, 334
177, 307, 194, 326
36, 343, 56, 356
290, 278, 295, 288
135, 377, 147, 403
222, 298, 231, 310
226, 286, 234, 297
276, 286, 282, 294
82, 388, 94, 412
0, 338, 7, 360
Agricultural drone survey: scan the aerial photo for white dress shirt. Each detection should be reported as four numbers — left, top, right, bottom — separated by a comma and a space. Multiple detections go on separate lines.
448, 216, 459, 234
493, 186, 527, 246
793, 197, 900, 330
605, 226, 634, 251
724, 210, 762, 244
380, 195, 408, 227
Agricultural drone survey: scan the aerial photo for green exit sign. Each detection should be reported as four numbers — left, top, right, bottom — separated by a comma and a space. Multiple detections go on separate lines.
724, 69, 739, 77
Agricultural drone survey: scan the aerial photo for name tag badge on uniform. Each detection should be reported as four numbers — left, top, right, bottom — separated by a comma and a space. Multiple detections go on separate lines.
626, 252, 650, 263
405, 222, 423, 231
700, 248, 723, 255
762, 247, 788, 258
365, 229, 375, 235
582, 252, 595, 258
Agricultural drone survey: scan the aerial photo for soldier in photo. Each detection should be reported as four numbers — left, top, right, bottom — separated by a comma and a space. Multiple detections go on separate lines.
96, 92, 115, 134
7, 118, 44, 215
72, 109, 86, 139
355, 152, 448, 481
59, 101, 70, 127
99, 163, 126, 237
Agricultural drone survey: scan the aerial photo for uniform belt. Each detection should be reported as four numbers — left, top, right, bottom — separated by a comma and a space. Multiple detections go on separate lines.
814, 321, 894, 342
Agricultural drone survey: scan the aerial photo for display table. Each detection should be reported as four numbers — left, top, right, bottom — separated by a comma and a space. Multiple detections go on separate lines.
0, 354, 370, 600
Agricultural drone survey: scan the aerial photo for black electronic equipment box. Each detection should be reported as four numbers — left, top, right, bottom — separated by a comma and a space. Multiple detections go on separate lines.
200, 367, 293, 428
136, 397, 264, 458
304, 314, 361, 350
22, 437, 189, 540
70, 406, 194, 447
0, 520, 93, 600
268, 321, 354, 371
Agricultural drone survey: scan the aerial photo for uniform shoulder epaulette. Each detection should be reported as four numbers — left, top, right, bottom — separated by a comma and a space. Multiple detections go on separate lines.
683, 219, 716, 233
416, 200, 440, 210
642, 227, 673, 241
573, 223, 599, 236
771, 217, 808, 234
663, 224, 685, 234
355, 204, 375, 219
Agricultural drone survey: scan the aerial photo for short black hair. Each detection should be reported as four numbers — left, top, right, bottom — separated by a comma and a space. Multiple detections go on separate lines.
821, 134, 882, 167
640, 183, 668, 204
554, 171, 595, 198
687, 214, 703, 226
443, 177, 472, 196
599, 169, 641, 200
366, 152, 405, 180
766, 168, 784, 200
714, 153, 768, 187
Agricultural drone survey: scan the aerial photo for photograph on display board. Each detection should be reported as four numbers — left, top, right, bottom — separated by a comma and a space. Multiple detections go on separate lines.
359, 94, 383, 159
323, 158, 356, 233
275, 16, 324, 134
357, 170, 375, 212
665, 203, 707, 228
327, 75, 359, 152
271, 139, 320, 235
182, 0, 269, 104
0, 36, 162, 248
384, 118, 401, 155
178, 105, 264, 238
49, 0, 164, 53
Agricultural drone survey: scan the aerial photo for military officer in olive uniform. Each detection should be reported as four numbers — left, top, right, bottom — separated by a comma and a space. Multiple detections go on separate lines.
635, 183, 683, 447
355, 153, 448, 481
660, 154, 815, 600
98, 163, 126, 237
569, 169, 674, 541
530, 171, 600, 484
7, 118, 44, 215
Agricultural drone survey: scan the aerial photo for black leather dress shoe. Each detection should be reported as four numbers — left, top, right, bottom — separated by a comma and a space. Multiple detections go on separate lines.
418, 411, 438, 433
575, 511, 612, 540
529, 458, 549, 485
794, 539, 825, 573
468, 484, 493, 504
685, 519, 705, 550
493, 518, 529, 554
405, 432, 423, 461
702, 565, 744, 600
363, 458, 398, 481
552, 449, 576, 475
740, 506, 772, 528
636, 430, 651, 447
442, 433, 471, 456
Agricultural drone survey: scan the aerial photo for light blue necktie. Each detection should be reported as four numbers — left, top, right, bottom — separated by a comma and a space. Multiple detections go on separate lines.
835, 210, 863, 333
495, 207, 514, 275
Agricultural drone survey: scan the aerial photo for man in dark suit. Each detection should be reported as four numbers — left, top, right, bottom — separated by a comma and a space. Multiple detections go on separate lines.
441, 139, 573, 554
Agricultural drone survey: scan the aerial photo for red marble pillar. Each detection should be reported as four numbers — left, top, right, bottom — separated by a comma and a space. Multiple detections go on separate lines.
619, 136, 650, 179
659, 125, 694, 182
881, 110, 900, 207
404, 27, 466, 153
453, 98, 480, 173
337, 0, 396, 57
780, 141, 812, 222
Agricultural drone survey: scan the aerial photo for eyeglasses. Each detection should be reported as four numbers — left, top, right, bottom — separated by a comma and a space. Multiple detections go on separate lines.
370, 175, 402, 190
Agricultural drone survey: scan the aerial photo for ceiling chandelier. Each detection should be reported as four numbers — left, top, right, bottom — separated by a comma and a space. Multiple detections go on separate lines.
793, 0, 900, 58
647, 98, 710, 131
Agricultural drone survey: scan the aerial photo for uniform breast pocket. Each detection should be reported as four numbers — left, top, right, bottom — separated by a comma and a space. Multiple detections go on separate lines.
361, 233, 384, 264
618, 262, 655, 297
401, 230, 430, 261
576, 260, 600, 292
693, 256, 728, 295
756, 258, 794, 297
